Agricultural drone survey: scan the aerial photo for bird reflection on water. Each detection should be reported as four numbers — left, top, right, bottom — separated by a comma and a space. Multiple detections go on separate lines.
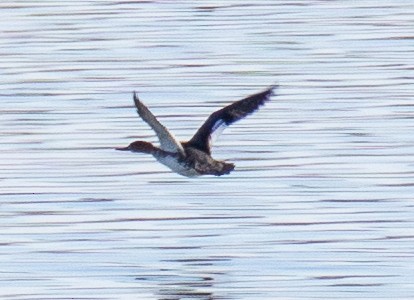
135, 256, 233, 300
157, 275, 215, 300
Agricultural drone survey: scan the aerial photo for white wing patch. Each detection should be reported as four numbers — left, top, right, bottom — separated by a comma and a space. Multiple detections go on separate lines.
209, 119, 228, 148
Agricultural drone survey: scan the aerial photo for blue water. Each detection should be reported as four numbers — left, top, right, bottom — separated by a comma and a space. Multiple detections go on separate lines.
1, 1, 414, 299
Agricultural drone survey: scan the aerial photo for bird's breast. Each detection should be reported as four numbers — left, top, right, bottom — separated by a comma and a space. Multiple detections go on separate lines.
155, 155, 200, 177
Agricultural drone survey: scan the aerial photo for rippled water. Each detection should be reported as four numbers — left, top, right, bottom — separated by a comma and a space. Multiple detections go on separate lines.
1, 1, 414, 299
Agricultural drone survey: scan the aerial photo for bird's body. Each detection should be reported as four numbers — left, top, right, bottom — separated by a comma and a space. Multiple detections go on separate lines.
156, 152, 199, 177
117, 86, 276, 177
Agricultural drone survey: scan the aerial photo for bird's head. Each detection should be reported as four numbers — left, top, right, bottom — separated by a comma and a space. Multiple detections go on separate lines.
116, 141, 155, 154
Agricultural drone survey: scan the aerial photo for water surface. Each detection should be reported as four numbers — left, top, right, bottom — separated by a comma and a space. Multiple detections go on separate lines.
1, 1, 414, 299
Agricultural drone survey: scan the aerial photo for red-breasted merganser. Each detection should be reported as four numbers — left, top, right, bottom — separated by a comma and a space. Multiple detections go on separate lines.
117, 86, 276, 177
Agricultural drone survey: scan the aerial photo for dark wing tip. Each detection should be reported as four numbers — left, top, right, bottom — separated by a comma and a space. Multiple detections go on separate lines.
133, 91, 144, 112
223, 84, 277, 122
242, 84, 277, 109
133, 90, 139, 103
270, 84, 279, 90
262, 84, 278, 100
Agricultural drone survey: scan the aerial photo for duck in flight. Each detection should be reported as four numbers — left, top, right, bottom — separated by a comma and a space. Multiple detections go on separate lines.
117, 86, 276, 177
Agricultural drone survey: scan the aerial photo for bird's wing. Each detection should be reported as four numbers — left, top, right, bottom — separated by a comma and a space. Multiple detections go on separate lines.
186, 86, 276, 154
133, 92, 185, 154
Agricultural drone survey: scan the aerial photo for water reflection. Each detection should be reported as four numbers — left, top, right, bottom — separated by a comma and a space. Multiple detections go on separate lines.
136, 257, 230, 300
156, 274, 215, 300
